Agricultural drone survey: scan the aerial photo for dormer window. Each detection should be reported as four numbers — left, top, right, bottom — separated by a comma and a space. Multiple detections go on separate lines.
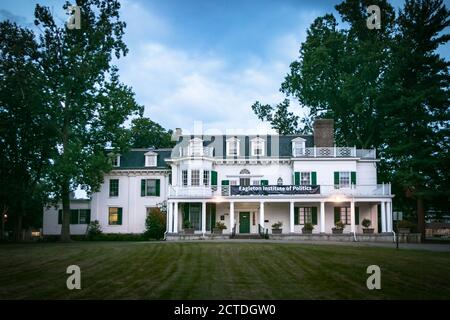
109, 153, 120, 167
145, 151, 157, 167
226, 137, 240, 156
189, 138, 203, 156
251, 137, 265, 156
292, 137, 306, 157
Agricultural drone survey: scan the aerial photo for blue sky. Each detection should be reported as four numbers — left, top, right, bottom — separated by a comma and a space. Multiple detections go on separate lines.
1, 0, 448, 135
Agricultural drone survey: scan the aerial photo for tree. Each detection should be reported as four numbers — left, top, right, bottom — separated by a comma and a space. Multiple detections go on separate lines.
0, 21, 55, 240
144, 207, 166, 240
130, 117, 174, 149
251, 99, 303, 134
34, 0, 142, 241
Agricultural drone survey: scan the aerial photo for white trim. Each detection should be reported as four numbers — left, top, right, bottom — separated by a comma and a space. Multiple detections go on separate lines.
226, 137, 240, 157
251, 137, 265, 156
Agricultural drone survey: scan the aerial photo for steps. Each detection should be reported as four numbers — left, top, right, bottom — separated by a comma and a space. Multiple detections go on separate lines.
231, 234, 263, 240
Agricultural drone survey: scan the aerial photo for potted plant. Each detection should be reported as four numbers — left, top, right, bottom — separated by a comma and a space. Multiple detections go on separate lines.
302, 222, 314, 234
332, 220, 345, 234
397, 220, 414, 234
361, 218, 374, 234
183, 220, 195, 234
271, 221, 283, 234
213, 221, 227, 234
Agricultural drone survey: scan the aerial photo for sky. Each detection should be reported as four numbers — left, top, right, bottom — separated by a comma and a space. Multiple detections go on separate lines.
1, 0, 449, 136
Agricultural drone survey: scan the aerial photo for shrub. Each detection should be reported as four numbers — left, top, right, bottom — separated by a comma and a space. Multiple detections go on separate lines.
334, 220, 345, 230
271, 221, 283, 229
87, 220, 102, 239
303, 222, 314, 231
361, 218, 372, 228
183, 220, 193, 229
89, 233, 147, 241
397, 220, 416, 229
214, 221, 227, 230
144, 207, 166, 240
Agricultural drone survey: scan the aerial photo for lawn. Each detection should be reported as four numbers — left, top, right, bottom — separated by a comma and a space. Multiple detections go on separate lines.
0, 241, 449, 299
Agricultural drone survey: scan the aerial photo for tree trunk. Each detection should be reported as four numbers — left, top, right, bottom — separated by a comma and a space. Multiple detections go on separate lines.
60, 180, 71, 242
14, 214, 22, 242
417, 196, 425, 241
0, 206, 6, 241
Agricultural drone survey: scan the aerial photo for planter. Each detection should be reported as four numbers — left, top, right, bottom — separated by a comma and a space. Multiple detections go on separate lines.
363, 228, 374, 234
213, 228, 223, 235
398, 228, 411, 234
272, 228, 282, 234
302, 229, 313, 234
184, 228, 195, 235
332, 228, 343, 234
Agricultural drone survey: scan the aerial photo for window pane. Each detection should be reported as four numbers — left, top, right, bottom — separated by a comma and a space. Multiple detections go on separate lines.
240, 178, 250, 186
109, 179, 119, 197
182, 170, 188, 186
146, 179, 156, 195
109, 207, 119, 225
203, 170, 210, 186
339, 172, 350, 188
301, 172, 310, 185
191, 170, 200, 186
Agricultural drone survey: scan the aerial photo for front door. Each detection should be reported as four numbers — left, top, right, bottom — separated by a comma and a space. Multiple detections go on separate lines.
239, 212, 250, 234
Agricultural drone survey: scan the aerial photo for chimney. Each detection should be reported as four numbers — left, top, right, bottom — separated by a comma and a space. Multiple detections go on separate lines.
172, 128, 182, 141
313, 119, 334, 147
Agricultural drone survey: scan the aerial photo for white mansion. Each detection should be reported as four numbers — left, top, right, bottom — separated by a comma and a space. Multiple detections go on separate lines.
43, 119, 395, 240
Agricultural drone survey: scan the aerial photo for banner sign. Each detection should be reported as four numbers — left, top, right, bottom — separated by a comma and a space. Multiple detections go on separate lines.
230, 185, 320, 196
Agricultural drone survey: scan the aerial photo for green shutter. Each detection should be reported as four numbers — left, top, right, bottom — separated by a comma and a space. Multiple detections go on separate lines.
141, 179, 146, 196
311, 172, 317, 185
294, 172, 300, 185
351, 171, 356, 185
221, 180, 229, 185
355, 207, 359, 225
58, 209, 62, 224
261, 179, 269, 185
70, 209, 79, 224
86, 209, 91, 224
334, 207, 340, 223
211, 171, 218, 186
334, 172, 339, 186
117, 208, 123, 225
183, 203, 190, 222
312, 207, 318, 225
155, 179, 160, 196
294, 207, 299, 225
210, 203, 216, 229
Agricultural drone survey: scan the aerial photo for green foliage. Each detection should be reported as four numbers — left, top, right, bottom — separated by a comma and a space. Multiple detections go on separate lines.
361, 218, 372, 229
334, 220, 345, 230
302, 222, 314, 231
397, 220, 416, 230
183, 220, 193, 229
86, 220, 102, 239
214, 221, 227, 230
144, 207, 166, 240
87, 233, 147, 241
130, 117, 174, 149
271, 221, 283, 229
251, 99, 303, 134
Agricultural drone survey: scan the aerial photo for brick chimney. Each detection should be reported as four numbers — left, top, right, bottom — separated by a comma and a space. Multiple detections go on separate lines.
313, 119, 334, 147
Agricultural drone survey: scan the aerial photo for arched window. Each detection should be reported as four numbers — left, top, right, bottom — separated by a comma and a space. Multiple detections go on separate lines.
240, 169, 250, 175
277, 177, 283, 185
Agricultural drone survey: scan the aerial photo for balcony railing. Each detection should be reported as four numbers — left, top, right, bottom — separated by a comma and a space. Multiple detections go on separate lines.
178, 146, 214, 157
168, 184, 391, 198
293, 147, 376, 159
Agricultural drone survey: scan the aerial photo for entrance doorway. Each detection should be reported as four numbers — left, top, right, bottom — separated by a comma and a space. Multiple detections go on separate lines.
239, 212, 250, 233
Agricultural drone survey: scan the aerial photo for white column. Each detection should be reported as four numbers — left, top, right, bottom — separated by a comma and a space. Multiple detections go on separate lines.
320, 201, 325, 233
350, 200, 355, 233
229, 202, 234, 234
259, 201, 265, 227
167, 201, 173, 233
289, 201, 295, 233
386, 201, 392, 232
173, 202, 179, 233
381, 201, 386, 233
201, 201, 206, 234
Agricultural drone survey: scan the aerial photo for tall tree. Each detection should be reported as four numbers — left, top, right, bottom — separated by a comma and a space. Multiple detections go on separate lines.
35, 0, 142, 241
0, 21, 55, 240
130, 117, 174, 149
251, 99, 302, 134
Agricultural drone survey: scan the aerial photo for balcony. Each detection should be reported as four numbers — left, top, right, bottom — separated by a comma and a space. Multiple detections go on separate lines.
292, 147, 376, 159
177, 146, 214, 157
168, 184, 391, 199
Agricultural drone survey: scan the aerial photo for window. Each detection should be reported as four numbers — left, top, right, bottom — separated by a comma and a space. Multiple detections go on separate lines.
252, 180, 260, 185
277, 177, 283, 185
189, 138, 203, 156
182, 170, 188, 186
300, 172, 311, 185
251, 138, 265, 156
108, 207, 122, 225
109, 179, 119, 197
141, 179, 160, 196
203, 170, 210, 186
111, 155, 120, 167
240, 178, 250, 186
227, 138, 239, 156
299, 207, 312, 224
339, 172, 350, 188
240, 169, 250, 175
340, 207, 351, 225
58, 209, 91, 225
292, 138, 306, 157
230, 180, 238, 185
145, 154, 157, 167
191, 170, 200, 186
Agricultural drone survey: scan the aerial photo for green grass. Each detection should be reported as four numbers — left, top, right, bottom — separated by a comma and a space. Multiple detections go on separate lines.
0, 241, 449, 299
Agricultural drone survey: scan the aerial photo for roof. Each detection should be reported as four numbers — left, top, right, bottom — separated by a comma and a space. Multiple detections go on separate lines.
116, 149, 172, 169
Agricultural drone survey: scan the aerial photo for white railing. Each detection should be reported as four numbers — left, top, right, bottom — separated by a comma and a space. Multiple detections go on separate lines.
178, 146, 214, 157
168, 183, 392, 198
293, 147, 376, 159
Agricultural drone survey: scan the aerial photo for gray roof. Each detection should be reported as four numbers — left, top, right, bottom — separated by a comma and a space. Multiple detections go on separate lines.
117, 149, 172, 169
